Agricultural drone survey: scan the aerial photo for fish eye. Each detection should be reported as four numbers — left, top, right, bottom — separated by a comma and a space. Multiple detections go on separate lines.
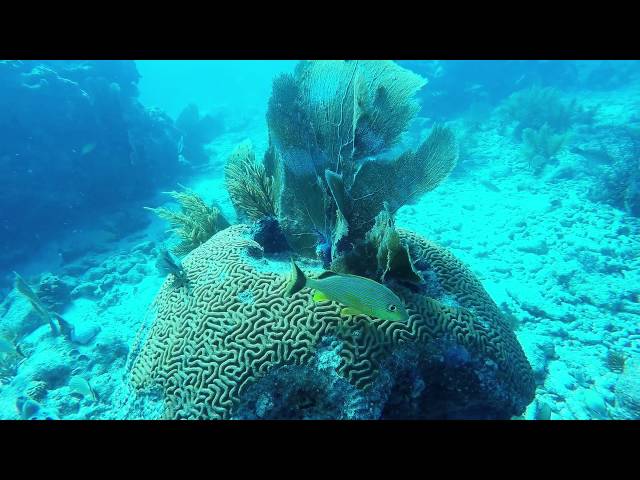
387, 304, 397, 312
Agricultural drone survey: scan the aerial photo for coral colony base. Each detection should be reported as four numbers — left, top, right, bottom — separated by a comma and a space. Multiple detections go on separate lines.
0, 59, 639, 420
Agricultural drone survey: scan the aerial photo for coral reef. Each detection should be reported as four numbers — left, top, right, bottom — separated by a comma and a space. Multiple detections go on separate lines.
129, 225, 535, 419
501, 85, 596, 139
0, 230, 168, 419
398, 61, 586, 120
36, 274, 75, 313
65, 239, 160, 314
129, 60, 534, 420
175, 104, 224, 165
4, 60, 638, 420
145, 189, 230, 257
521, 124, 568, 174
0, 60, 189, 272
582, 126, 640, 216
605, 349, 626, 374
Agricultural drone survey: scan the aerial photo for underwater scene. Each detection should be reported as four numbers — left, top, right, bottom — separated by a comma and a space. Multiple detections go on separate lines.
0, 59, 638, 420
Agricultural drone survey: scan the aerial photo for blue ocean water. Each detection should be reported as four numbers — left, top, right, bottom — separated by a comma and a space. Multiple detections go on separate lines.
0, 60, 638, 420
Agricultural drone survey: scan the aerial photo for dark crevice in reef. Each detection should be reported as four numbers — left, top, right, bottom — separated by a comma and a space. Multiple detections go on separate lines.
250, 216, 290, 254
231, 338, 521, 420
379, 343, 511, 420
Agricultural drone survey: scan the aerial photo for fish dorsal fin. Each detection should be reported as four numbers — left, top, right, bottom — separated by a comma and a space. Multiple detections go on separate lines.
316, 271, 340, 280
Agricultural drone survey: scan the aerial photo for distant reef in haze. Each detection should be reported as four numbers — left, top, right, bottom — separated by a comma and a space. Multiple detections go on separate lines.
398, 60, 640, 120
0, 60, 215, 271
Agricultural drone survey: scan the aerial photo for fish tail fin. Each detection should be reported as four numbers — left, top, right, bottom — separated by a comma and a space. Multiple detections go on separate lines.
53, 313, 73, 339
285, 258, 307, 297
88, 380, 98, 402
14, 272, 60, 336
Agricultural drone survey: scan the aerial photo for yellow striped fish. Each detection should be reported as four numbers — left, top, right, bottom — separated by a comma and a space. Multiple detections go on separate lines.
68, 376, 97, 402
285, 259, 409, 322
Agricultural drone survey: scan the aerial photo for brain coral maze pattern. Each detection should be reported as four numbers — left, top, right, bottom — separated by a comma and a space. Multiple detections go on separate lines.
129, 225, 534, 419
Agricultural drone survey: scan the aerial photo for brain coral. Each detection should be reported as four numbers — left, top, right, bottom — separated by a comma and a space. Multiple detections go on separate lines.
129, 225, 535, 419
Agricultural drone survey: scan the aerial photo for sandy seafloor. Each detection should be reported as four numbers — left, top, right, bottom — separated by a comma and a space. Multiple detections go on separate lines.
1, 82, 639, 420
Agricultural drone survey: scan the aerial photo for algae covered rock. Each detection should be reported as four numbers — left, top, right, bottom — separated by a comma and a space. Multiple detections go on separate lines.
36, 273, 75, 312
0, 60, 186, 272
615, 358, 640, 419
128, 224, 535, 419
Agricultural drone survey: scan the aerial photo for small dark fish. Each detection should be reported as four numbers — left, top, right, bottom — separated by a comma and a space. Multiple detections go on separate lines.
570, 146, 613, 163
479, 179, 501, 192
514, 74, 526, 86
14, 272, 61, 336
156, 248, 188, 287
0, 337, 22, 356
80, 143, 96, 156
53, 313, 75, 340
68, 376, 98, 402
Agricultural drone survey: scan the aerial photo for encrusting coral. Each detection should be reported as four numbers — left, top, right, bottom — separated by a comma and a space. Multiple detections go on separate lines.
501, 85, 596, 138
0, 339, 23, 385
145, 189, 230, 257
25, 380, 48, 402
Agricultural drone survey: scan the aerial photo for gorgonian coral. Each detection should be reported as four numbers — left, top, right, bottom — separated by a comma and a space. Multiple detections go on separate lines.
259, 61, 458, 270
224, 141, 278, 221
145, 189, 230, 257
502, 85, 596, 138
521, 123, 569, 173
349, 125, 458, 236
